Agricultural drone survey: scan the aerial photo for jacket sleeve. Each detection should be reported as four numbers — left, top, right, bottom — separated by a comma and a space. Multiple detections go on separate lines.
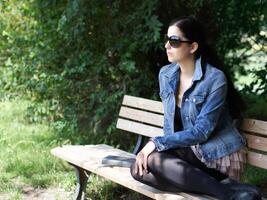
151, 73, 228, 152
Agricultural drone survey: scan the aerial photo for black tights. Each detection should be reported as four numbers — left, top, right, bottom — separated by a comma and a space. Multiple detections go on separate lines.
130, 147, 234, 200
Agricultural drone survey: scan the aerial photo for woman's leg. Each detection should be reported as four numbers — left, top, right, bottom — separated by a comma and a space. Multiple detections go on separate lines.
130, 149, 233, 200
173, 147, 228, 181
130, 162, 182, 193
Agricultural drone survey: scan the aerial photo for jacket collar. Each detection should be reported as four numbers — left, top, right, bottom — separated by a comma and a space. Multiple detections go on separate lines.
163, 56, 203, 82
192, 56, 203, 82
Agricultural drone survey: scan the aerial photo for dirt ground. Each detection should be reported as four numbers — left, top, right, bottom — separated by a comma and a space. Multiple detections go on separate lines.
0, 187, 72, 200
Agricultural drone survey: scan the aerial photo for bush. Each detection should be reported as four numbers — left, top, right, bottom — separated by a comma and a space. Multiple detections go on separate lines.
0, 0, 266, 147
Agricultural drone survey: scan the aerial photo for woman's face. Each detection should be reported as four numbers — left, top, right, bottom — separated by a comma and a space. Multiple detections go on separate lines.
165, 25, 194, 63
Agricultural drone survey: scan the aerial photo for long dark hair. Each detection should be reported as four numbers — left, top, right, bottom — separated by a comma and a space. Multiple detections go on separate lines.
169, 16, 245, 119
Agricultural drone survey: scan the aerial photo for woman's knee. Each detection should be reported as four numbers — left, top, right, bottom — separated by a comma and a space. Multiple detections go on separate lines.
147, 151, 162, 170
130, 162, 141, 180
130, 151, 162, 180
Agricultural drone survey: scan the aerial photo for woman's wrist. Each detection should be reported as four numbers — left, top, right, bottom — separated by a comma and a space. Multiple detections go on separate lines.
148, 137, 155, 144
141, 139, 156, 156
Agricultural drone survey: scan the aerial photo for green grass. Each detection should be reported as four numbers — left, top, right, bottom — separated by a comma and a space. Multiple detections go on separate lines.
242, 165, 267, 186
242, 162, 267, 197
0, 99, 75, 197
0, 99, 147, 199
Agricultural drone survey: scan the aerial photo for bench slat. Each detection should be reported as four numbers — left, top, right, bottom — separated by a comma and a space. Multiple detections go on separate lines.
244, 133, 267, 152
123, 95, 163, 114
155, 193, 215, 200
247, 151, 267, 169
240, 119, 267, 136
51, 144, 213, 200
119, 106, 163, 127
116, 118, 164, 137
51, 145, 158, 199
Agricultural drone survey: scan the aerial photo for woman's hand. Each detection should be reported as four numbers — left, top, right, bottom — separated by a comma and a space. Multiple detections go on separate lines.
135, 141, 156, 176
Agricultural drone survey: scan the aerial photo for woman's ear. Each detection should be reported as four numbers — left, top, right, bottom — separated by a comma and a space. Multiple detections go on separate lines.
190, 42, 198, 54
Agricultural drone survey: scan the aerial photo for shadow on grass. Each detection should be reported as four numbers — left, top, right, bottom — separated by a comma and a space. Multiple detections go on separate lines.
86, 174, 152, 200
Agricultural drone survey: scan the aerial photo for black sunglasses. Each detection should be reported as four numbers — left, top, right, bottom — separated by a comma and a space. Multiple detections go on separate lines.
164, 35, 192, 48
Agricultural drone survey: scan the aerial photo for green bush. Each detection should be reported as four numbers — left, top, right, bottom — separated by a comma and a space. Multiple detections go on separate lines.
0, 0, 266, 147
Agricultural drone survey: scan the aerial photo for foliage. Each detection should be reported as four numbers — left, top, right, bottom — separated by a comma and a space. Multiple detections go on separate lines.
0, 0, 266, 147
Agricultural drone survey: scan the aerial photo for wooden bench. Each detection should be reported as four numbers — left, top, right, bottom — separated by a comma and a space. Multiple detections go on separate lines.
51, 95, 267, 200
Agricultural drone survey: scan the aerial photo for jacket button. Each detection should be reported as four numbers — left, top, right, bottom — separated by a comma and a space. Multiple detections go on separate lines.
193, 98, 196, 102
185, 98, 189, 102
185, 116, 189, 120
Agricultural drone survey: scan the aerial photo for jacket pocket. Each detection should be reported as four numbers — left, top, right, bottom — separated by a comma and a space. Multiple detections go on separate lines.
189, 94, 205, 104
188, 94, 207, 122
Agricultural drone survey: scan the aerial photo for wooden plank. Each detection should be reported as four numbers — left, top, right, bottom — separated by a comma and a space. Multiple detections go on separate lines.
51, 144, 213, 200
155, 193, 213, 200
247, 151, 267, 169
119, 106, 163, 127
116, 118, 163, 137
123, 95, 163, 114
243, 133, 267, 152
155, 194, 186, 200
51, 145, 157, 199
240, 119, 267, 136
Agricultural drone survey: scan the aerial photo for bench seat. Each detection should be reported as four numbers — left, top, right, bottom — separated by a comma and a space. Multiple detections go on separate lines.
51, 144, 219, 200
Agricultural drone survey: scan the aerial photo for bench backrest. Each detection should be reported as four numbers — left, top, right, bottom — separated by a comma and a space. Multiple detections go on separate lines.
116, 95, 267, 170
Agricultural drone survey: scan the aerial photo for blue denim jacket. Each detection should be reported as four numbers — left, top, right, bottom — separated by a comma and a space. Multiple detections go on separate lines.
151, 57, 246, 161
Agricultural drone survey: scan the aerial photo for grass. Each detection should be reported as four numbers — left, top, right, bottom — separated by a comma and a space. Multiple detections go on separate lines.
0, 99, 75, 197
242, 165, 267, 186
0, 99, 147, 199
0, 98, 266, 199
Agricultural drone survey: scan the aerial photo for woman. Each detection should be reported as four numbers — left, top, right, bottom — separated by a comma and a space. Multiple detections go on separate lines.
130, 16, 261, 200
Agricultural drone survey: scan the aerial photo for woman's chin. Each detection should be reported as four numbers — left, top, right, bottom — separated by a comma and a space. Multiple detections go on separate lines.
167, 57, 173, 62
168, 57, 177, 63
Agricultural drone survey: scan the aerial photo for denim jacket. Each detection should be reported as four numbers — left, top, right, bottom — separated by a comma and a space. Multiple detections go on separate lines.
151, 57, 246, 162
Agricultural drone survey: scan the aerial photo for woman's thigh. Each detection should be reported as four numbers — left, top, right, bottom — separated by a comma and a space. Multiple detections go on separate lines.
172, 147, 228, 181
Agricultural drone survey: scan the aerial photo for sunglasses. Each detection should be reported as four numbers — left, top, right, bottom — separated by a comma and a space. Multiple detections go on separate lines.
164, 35, 192, 48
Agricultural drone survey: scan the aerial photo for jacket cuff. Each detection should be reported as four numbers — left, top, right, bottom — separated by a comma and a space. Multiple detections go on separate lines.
149, 137, 166, 152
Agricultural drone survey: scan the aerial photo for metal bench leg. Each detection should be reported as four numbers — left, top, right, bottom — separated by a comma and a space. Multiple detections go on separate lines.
132, 135, 144, 155
70, 163, 91, 200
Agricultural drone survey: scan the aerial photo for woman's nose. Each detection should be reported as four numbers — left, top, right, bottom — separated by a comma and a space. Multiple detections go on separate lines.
165, 41, 171, 49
